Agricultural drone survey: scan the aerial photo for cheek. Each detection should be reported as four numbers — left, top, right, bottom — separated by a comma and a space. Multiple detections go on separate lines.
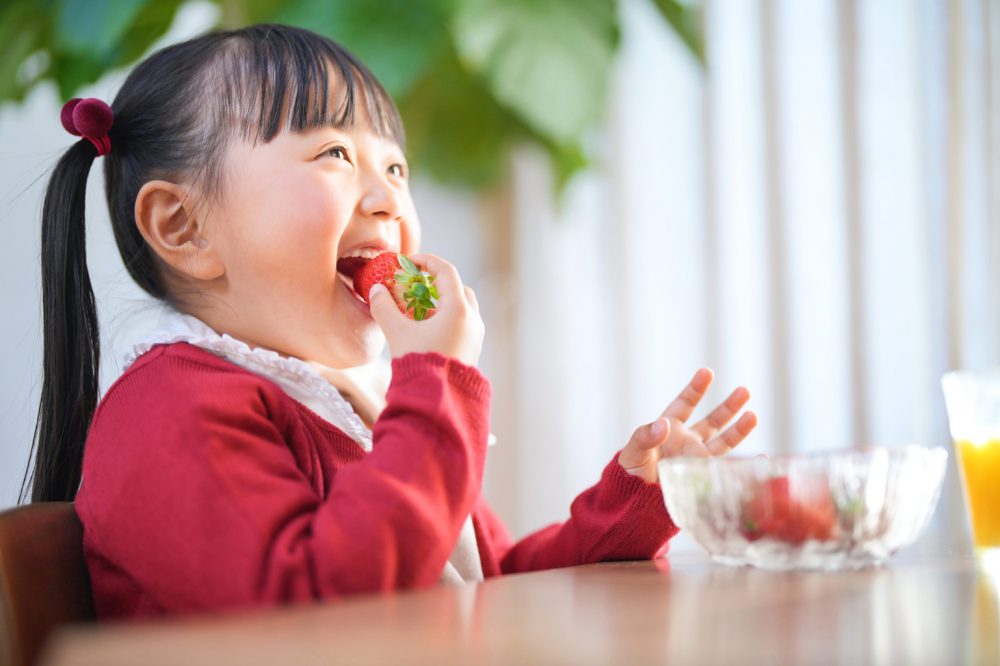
226, 182, 348, 276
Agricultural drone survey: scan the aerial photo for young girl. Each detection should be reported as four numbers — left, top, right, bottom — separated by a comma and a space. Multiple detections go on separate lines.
28, 24, 757, 619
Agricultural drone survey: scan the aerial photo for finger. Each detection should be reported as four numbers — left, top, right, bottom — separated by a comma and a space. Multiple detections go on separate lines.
464, 286, 479, 312
410, 253, 465, 303
661, 368, 714, 423
690, 386, 750, 441
367, 283, 407, 331
705, 411, 758, 456
618, 418, 671, 469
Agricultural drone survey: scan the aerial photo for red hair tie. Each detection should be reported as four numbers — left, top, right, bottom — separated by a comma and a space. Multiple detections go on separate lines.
60, 98, 113, 156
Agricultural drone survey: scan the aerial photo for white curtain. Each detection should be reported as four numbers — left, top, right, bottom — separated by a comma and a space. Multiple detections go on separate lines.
480, 0, 1000, 550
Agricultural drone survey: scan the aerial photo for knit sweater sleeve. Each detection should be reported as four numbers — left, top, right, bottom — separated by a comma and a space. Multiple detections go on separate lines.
479, 454, 680, 574
77, 348, 490, 614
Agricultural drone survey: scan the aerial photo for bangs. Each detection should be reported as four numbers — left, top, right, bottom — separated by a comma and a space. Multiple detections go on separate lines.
214, 25, 405, 149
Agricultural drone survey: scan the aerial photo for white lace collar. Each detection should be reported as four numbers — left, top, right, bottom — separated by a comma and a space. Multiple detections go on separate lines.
124, 309, 380, 451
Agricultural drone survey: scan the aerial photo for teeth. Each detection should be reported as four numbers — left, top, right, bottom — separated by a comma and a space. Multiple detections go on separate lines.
336, 272, 357, 289
340, 247, 385, 260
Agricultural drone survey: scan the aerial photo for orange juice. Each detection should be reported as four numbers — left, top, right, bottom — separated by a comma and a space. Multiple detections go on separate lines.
955, 439, 1000, 548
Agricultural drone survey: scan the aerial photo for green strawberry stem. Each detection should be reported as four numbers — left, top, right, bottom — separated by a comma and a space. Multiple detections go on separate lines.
395, 253, 438, 321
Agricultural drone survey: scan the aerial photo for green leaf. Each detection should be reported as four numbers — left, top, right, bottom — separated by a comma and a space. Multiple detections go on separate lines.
0, 1, 47, 102
263, 0, 452, 99
397, 253, 420, 276
55, 0, 151, 57
451, 0, 619, 149
112, 0, 186, 67
412, 283, 430, 299
541, 138, 589, 195
398, 45, 522, 187
649, 0, 705, 64
50, 51, 111, 100
218, 0, 288, 26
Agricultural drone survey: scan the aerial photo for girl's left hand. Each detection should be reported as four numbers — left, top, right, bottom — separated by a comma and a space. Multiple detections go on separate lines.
617, 368, 758, 483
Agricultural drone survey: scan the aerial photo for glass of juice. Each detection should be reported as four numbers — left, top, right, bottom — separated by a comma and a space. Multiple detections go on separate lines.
942, 369, 1000, 554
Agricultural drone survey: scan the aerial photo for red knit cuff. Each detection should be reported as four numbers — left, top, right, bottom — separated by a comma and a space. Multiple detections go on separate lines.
600, 452, 680, 557
605, 451, 672, 516
391, 352, 492, 403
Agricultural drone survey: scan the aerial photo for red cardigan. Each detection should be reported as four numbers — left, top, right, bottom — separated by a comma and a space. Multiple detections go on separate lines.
76, 343, 677, 619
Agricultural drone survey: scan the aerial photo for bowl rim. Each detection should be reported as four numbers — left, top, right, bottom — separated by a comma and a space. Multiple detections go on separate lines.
656, 443, 948, 472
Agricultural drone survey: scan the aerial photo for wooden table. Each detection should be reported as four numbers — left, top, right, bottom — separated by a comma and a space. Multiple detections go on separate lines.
42, 551, 1000, 666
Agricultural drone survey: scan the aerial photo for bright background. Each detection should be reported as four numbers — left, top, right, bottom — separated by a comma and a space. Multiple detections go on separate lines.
1, 0, 998, 555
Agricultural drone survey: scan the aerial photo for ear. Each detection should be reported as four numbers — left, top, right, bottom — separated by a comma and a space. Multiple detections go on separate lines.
134, 180, 225, 281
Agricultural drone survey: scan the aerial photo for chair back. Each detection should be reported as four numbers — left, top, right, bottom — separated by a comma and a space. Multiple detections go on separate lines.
0, 502, 95, 666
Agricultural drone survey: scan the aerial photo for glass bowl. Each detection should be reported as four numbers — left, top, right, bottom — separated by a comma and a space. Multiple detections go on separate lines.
658, 445, 948, 571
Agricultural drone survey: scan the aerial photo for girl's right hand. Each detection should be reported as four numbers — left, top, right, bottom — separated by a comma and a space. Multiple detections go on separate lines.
367, 254, 485, 367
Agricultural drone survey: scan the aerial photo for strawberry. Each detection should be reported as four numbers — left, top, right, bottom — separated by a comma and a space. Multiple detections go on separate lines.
352, 252, 438, 320
740, 475, 838, 544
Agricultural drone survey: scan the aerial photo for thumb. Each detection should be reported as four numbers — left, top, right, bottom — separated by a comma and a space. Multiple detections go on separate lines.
637, 417, 670, 450
367, 284, 404, 329
628, 416, 670, 451
618, 417, 670, 471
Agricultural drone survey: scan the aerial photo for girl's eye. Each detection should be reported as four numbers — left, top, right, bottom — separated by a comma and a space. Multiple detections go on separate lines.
388, 163, 407, 178
324, 146, 349, 161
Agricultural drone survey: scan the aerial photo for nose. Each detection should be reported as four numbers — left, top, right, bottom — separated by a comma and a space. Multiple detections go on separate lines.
359, 173, 402, 222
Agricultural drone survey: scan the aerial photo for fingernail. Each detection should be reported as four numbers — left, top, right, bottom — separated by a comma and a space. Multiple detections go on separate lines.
369, 284, 386, 299
650, 419, 665, 438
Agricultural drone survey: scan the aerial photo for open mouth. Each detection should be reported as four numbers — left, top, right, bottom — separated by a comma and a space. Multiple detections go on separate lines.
336, 256, 368, 300
337, 245, 398, 302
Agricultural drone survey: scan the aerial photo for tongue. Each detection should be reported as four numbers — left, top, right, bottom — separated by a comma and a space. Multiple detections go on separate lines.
336, 256, 367, 280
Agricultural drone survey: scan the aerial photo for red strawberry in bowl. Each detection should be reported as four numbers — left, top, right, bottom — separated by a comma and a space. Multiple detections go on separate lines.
350, 252, 439, 320
740, 475, 838, 544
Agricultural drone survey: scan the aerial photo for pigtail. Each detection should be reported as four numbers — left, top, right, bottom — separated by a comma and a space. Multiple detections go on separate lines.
22, 141, 102, 503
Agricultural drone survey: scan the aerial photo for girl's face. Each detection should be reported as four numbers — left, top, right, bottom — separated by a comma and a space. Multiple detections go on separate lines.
196, 106, 419, 369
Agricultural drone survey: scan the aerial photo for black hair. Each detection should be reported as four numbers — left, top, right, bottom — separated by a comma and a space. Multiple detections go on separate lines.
23, 24, 405, 502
